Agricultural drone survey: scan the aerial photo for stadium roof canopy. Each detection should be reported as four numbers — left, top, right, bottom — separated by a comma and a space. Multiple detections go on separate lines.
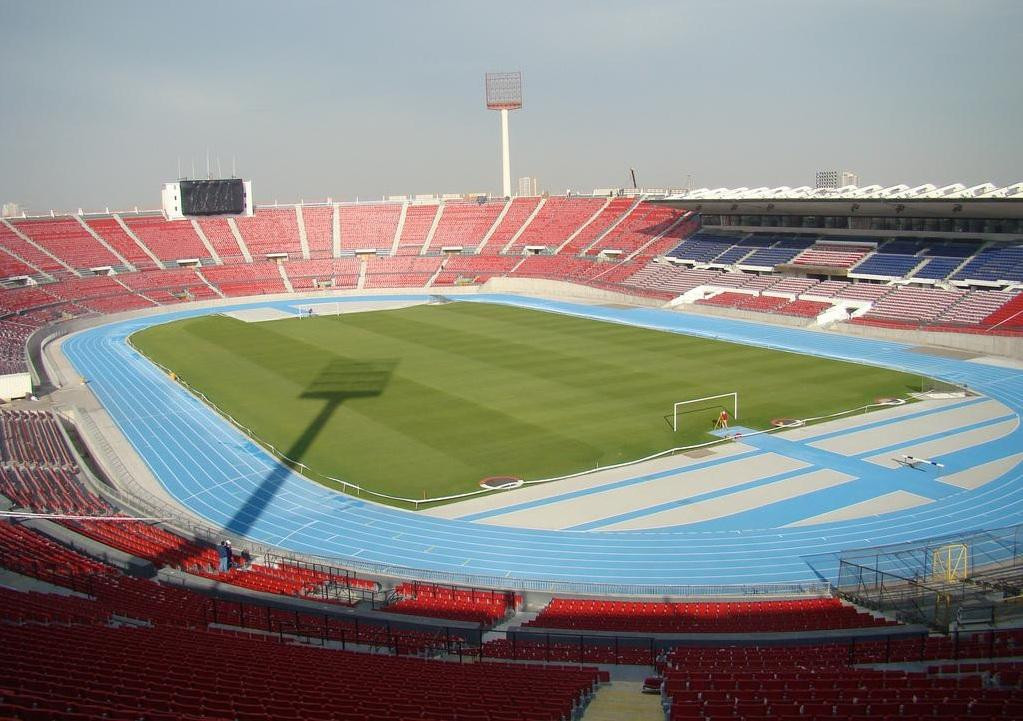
652, 182, 1023, 222
661, 182, 1023, 201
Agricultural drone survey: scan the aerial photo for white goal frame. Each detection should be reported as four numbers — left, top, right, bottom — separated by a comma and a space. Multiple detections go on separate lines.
672, 392, 738, 432
296, 303, 342, 318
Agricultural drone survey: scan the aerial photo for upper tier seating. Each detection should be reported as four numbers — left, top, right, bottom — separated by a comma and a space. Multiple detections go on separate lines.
851, 253, 924, 277
506, 196, 605, 255
911, 255, 968, 280
792, 243, 872, 269
585, 203, 681, 257
339, 204, 402, 252
525, 597, 894, 633
425, 200, 506, 253
478, 196, 542, 254
667, 231, 745, 263
952, 244, 1023, 283
84, 217, 160, 269
234, 207, 303, 258
302, 205, 335, 258
13, 218, 124, 270
197, 217, 247, 262
0, 221, 72, 277
0, 246, 41, 279
395, 204, 440, 255
123, 215, 210, 262
738, 236, 816, 268
559, 198, 634, 256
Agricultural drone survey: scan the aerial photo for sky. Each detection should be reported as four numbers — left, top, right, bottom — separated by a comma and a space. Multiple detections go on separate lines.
1, 0, 1021, 213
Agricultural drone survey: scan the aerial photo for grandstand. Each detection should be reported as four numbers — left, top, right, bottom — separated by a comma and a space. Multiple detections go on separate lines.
3, 186, 1023, 721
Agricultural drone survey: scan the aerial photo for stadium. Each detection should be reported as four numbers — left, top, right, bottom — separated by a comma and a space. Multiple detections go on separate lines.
3, 4, 1023, 721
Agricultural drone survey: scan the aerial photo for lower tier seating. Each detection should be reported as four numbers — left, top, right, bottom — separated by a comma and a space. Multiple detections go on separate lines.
525, 597, 895, 633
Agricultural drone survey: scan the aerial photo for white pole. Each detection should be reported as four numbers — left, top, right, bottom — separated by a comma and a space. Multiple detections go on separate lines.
501, 108, 511, 198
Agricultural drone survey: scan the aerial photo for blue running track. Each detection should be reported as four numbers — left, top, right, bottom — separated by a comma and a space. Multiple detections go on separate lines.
61, 294, 1023, 587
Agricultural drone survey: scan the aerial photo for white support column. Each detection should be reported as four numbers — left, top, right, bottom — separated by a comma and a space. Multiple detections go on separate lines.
500, 108, 511, 198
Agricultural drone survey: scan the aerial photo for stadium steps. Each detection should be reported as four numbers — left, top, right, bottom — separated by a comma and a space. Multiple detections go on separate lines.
195, 269, 227, 299
113, 214, 165, 269
189, 218, 223, 265
75, 215, 136, 271
277, 262, 294, 292
331, 203, 342, 257
625, 212, 691, 262
0, 237, 54, 281
294, 205, 311, 260
0, 218, 81, 277
226, 217, 253, 263
357, 258, 367, 289
389, 201, 408, 256
419, 202, 445, 255
475, 198, 511, 254
578, 197, 644, 256
501, 196, 547, 254
581, 682, 661, 721
554, 197, 611, 255
424, 256, 447, 288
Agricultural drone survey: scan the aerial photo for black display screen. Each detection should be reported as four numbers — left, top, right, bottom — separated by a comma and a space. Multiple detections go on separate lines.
180, 179, 245, 215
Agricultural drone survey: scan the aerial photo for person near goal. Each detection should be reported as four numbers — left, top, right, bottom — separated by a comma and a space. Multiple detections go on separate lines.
714, 409, 730, 429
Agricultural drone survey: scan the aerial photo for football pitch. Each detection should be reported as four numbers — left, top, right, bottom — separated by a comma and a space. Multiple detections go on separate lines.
131, 302, 923, 506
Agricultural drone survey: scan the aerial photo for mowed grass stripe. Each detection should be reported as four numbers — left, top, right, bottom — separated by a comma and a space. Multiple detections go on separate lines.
131, 302, 923, 506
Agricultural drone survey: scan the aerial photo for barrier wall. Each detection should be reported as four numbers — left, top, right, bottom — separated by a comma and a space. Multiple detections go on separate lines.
0, 372, 32, 400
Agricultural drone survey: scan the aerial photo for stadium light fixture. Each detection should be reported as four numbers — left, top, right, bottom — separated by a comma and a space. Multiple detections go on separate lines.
485, 72, 523, 198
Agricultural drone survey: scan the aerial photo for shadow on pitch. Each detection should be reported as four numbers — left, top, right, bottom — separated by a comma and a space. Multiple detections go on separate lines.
223, 358, 396, 537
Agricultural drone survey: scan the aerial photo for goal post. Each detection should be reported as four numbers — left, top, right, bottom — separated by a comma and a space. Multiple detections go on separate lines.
295, 303, 342, 318
672, 392, 738, 432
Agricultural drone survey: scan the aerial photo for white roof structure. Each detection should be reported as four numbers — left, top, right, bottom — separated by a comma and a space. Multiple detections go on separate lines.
658, 182, 1023, 201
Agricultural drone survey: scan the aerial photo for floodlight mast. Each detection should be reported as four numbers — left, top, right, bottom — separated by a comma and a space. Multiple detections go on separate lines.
485, 72, 523, 198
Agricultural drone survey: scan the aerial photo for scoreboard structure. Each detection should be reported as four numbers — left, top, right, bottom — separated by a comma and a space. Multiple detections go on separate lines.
162, 178, 253, 220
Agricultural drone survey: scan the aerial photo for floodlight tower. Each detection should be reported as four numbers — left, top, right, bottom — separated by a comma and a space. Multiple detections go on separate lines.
485, 72, 523, 198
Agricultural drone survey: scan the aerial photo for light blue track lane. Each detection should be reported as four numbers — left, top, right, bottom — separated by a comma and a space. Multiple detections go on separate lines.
61, 294, 1023, 587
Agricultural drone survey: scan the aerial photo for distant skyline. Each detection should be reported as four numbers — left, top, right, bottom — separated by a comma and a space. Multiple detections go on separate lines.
1, 0, 1021, 213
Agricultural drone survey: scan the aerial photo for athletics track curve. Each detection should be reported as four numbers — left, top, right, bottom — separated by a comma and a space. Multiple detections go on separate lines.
60, 294, 1023, 588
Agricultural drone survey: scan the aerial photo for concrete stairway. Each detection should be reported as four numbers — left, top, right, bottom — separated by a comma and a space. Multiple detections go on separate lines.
582, 681, 662, 721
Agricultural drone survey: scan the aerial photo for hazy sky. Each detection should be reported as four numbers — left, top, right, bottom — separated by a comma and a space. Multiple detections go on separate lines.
2, 0, 1021, 213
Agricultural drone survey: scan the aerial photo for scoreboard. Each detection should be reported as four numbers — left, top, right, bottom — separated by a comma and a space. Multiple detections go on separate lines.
180, 179, 246, 215
162, 178, 252, 220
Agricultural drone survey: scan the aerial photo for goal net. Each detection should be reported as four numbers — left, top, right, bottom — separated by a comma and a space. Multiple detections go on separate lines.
671, 392, 738, 433
296, 303, 342, 318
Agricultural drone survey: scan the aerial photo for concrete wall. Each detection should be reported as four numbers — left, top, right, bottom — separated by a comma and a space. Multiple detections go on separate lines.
0, 372, 32, 400
484, 277, 665, 307
831, 322, 1023, 360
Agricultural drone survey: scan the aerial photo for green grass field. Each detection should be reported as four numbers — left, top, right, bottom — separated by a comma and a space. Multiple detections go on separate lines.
131, 302, 922, 503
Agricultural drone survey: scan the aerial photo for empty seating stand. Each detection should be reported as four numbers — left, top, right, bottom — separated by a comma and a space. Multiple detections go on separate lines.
13, 218, 124, 271
477, 196, 541, 254
425, 200, 505, 253
122, 215, 210, 262
380, 582, 519, 626
507, 196, 605, 255
339, 203, 402, 253
234, 207, 303, 259
525, 597, 894, 633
